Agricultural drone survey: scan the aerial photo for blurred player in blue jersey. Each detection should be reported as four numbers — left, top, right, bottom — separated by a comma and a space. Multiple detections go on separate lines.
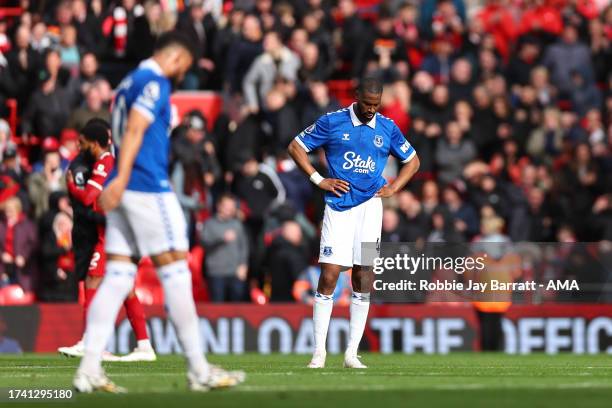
288, 77, 420, 369
73, 32, 244, 393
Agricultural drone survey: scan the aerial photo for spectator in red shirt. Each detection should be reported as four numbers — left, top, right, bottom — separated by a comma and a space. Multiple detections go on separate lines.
519, 0, 564, 40
0, 171, 20, 209
0, 197, 37, 289
38, 198, 76, 302
430, 0, 464, 47
394, 3, 423, 69
476, 0, 518, 61
101, 0, 142, 60
380, 80, 411, 135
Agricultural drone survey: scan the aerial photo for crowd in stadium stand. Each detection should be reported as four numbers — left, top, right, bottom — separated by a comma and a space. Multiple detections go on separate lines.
0, 0, 611, 303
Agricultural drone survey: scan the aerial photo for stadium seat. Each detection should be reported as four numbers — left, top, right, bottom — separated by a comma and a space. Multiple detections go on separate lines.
0, 284, 35, 305
134, 247, 209, 304
327, 80, 356, 107
134, 286, 156, 306
189, 246, 209, 302
136, 258, 159, 287
134, 258, 161, 305
170, 92, 223, 132
250, 287, 268, 305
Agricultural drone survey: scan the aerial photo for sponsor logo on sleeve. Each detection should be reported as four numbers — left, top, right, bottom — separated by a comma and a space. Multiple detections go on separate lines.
93, 164, 107, 177
75, 172, 85, 186
304, 123, 316, 134
137, 81, 161, 109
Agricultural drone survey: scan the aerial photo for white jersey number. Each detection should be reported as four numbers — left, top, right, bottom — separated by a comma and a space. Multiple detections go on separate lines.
111, 95, 128, 147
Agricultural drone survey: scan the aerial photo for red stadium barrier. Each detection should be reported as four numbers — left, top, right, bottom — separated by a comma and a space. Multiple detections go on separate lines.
0, 285, 35, 305
170, 91, 223, 132
0, 7, 22, 18
1, 303, 611, 354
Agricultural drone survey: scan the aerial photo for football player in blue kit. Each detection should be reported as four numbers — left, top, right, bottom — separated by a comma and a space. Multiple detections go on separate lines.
288, 77, 420, 368
73, 31, 244, 393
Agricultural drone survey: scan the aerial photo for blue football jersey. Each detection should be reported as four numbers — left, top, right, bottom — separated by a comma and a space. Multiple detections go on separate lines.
110, 59, 172, 192
294, 104, 416, 211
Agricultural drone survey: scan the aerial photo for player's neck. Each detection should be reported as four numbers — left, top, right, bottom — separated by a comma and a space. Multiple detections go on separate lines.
151, 55, 171, 78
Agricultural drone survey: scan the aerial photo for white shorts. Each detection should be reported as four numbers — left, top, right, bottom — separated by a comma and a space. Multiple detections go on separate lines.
319, 196, 382, 267
105, 190, 189, 257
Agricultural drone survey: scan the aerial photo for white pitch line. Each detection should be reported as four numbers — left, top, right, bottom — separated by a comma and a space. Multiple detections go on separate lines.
0, 366, 77, 370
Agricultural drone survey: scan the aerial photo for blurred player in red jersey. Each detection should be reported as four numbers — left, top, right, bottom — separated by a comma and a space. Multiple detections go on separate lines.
58, 120, 156, 362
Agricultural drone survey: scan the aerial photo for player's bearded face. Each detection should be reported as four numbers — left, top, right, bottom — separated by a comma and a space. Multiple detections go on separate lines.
78, 136, 94, 161
170, 51, 194, 87
357, 92, 381, 122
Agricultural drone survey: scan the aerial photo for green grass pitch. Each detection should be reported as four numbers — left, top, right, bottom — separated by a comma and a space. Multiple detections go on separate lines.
1, 353, 611, 407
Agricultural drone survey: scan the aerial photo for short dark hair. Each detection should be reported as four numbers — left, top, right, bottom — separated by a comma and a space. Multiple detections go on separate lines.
154, 30, 197, 58
81, 122, 109, 148
85, 118, 111, 133
44, 47, 61, 60
358, 76, 383, 95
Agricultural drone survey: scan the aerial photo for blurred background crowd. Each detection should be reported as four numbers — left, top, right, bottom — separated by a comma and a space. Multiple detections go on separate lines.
0, 0, 611, 304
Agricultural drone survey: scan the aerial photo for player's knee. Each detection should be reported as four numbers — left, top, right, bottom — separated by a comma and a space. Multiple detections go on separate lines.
318, 272, 339, 294
351, 266, 373, 292
154, 258, 191, 288
351, 278, 372, 294
103, 260, 137, 294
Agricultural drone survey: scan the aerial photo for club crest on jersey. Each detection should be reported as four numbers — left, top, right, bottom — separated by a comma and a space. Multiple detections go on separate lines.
322, 246, 333, 256
373, 135, 383, 148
